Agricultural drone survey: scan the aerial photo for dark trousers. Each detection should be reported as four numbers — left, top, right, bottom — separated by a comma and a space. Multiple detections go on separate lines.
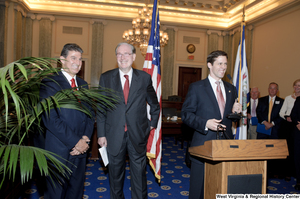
44, 155, 86, 199
108, 132, 147, 199
257, 132, 278, 139
189, 160, 204, 199
278, 120, 295, 177
294, 128, 300, 183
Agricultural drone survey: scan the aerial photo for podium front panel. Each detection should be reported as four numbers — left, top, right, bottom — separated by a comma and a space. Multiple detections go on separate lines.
204, 160, 267, 198
227, 174, 262, 194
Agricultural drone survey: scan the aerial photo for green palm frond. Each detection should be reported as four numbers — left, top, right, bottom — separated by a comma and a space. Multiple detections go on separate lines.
0, 57, 119, 189
0, 145, 72, 187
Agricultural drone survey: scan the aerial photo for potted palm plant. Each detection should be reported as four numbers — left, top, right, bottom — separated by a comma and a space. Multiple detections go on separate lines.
0, 57, 119, 197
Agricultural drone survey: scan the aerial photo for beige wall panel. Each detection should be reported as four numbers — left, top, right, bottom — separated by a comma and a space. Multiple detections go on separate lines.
176, 30, 206, 64
251, 7, 300, 98
102, 19, 146, 73
53, 19, 90, 57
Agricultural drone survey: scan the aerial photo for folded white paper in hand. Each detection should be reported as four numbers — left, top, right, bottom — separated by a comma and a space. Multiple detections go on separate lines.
99, 146, 109, 167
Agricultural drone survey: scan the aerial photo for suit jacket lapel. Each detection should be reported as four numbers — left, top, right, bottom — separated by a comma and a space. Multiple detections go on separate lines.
271, 96, 279, 115
224, 82, 234, 115
127, 69, 140, 107
58, 71, 72, 89
76, 76, 84, 87
111, 69, 126, 104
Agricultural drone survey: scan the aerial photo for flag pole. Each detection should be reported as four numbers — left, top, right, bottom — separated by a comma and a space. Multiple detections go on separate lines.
241, 6, 247, 125
233, 5, 249, 139
238, 8, 243, 107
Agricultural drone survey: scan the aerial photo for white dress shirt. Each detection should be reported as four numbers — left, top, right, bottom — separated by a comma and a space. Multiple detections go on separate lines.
62, 69, 78, 87
119, 68, 133, 90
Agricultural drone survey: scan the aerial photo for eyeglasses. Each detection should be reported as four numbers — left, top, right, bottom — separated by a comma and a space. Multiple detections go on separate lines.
116, 53, 132, 58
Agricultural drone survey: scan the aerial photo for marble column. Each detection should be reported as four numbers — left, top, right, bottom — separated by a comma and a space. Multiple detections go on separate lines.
206, 30, 221, 76
222, 31, 233, 82
38, 15, 55, 58
24, 14, 34, 58
90, 19, 106, 87
13, 4, 28, 60
15, 10, 23, 60
162, 28, 175, 100
0, 3, 6, 67
5, 1, 15, 65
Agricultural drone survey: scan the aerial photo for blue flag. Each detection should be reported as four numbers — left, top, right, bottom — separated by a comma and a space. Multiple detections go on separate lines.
232, 23, 250, 140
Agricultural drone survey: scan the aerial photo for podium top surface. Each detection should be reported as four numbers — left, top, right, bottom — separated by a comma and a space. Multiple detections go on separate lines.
189, 139, 288, 161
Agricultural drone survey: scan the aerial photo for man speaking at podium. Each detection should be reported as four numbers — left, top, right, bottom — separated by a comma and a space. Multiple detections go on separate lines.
181, 50, 242, 199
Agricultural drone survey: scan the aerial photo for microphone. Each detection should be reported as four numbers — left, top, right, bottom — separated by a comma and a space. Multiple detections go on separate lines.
226, 112, 242, 122
216, 125, 230, 140
225, 76, 242, 122
227, 98, 242, 123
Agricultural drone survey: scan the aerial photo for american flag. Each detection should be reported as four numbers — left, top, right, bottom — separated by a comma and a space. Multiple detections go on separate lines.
143, 0, 162, 182
232, 22, 250, 140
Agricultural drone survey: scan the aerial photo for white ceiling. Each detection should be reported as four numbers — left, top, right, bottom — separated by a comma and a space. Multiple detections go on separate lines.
17, 0, 299, 29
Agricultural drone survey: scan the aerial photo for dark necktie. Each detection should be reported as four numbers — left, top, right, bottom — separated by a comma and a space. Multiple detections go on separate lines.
123, 75, 129, 131
71, 78, 76, 88
216, 81, 225, 118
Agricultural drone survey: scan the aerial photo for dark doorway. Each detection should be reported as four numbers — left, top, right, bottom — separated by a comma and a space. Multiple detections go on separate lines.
178, 67, 202, 100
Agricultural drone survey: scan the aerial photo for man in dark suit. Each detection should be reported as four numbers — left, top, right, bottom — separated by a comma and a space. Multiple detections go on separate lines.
256, 82, 284, 178
181, 50, 242, 199
247, 87, 260, 139
256, 82, 284, 139
40, 43, 94, 199
97, 42, 160, 199
291, 96, 300, 190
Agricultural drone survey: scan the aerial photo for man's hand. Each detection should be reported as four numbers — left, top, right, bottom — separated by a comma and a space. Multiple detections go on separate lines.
232, 99, 242, 113
247, 113, 252, 119
297, 121, 300, 131
286, 116, 292, 122
70, 147, 81, 156
263, 121, 274, 130
82, 135, 90, 144
98, 137, 107, 147
74, 139, 89, 154
206, 119, 226, 131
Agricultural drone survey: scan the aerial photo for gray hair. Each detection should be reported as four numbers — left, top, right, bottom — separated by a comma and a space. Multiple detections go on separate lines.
115, 42, 136, 55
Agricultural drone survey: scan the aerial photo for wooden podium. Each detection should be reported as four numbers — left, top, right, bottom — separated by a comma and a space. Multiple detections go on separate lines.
189, 139, 288, 198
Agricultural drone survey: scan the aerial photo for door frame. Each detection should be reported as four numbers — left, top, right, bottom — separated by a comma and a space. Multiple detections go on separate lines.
173, 63, 207, 95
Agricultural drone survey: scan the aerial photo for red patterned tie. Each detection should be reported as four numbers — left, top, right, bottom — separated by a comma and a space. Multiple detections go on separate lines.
71, 78, 76, 88
123, 75, 129, 131
216, 81, 225, 118
123, 75, 129, 104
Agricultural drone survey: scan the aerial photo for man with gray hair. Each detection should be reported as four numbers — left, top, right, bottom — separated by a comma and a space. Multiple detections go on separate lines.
247, 87, 260, 139
97, 42, 160, 199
